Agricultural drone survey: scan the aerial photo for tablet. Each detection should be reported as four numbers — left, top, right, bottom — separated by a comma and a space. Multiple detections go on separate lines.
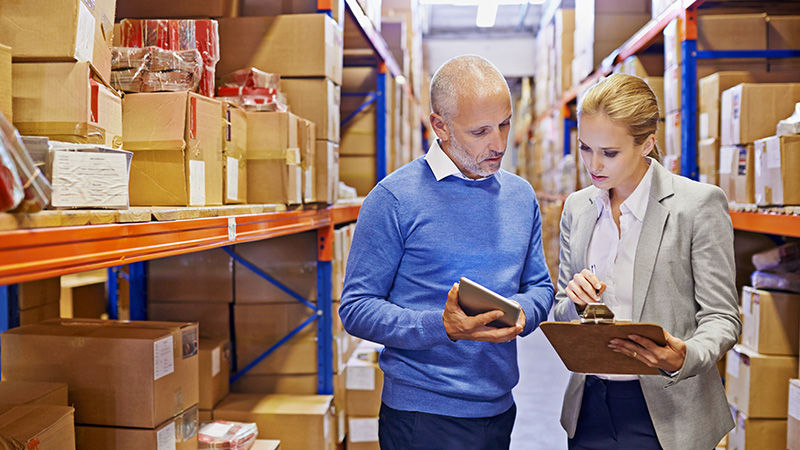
458, 277, 521, 328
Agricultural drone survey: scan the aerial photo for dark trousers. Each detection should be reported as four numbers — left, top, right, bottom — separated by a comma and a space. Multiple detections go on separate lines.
378, 402, 516, 450
569, 376, 662, 450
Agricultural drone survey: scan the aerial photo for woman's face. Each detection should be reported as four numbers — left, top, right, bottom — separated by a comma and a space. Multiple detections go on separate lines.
577, 113, 650, 196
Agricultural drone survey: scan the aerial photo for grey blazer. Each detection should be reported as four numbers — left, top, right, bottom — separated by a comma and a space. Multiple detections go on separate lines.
553, 161, 741, 450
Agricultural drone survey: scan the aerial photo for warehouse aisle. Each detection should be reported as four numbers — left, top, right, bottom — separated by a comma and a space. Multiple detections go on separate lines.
511, 316, 570, 450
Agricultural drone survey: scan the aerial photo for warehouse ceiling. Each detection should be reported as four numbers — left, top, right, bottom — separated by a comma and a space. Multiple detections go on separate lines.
422, 3, 543, 36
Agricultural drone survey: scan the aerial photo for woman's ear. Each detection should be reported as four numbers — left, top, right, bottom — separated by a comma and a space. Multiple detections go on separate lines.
642, 133, 656, 157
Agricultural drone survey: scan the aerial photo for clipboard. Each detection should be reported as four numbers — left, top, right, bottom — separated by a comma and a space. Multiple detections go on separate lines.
540, 304, 668, 375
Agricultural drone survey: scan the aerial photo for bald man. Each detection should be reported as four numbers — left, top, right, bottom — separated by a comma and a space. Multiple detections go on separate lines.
339, 55, 554, 449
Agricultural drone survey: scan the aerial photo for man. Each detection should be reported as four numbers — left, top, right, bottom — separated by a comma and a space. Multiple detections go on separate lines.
339, 55, 554, 449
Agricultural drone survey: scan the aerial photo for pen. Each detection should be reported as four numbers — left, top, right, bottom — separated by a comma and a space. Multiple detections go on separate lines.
590, 264, 601, 296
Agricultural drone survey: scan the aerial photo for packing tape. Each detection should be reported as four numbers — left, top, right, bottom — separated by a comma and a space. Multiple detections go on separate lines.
14, 122, 105, 143
247, 148, 301, 165
123, 139, 187, 150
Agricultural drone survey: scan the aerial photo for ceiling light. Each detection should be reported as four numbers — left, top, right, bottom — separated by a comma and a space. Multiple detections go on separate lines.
476, 1, 498, 27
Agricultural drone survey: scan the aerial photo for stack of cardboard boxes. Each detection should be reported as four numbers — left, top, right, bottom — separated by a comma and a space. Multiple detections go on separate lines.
344, 341, 384, 450
0, 380, 74, 449
726, 287, 800, 449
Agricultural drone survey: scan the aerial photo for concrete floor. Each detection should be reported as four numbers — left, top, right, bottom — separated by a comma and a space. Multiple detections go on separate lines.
510, 318, 570, 450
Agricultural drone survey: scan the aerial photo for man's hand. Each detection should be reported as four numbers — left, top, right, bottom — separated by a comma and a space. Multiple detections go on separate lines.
609, 330, 687, 372
443, 283, 524, 343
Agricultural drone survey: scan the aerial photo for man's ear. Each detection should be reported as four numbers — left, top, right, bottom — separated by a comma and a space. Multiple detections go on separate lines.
430, 113, 450, 142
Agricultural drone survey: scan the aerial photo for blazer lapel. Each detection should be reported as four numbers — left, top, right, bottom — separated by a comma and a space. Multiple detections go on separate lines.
632, 162, 674, 322
572, 197, 599, 275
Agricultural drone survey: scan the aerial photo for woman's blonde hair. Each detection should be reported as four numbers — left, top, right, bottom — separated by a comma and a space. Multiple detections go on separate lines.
578, 73, 661, 161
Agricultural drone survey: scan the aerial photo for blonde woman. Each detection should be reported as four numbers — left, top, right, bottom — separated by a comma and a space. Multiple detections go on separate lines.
553, 74, 740, 450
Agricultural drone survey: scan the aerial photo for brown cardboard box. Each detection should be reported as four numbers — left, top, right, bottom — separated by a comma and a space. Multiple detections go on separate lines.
664, 111, 681, 159
232, 373, 346, 409
234, 232, 318, 303
0, 0, 115, 83
0, 404, 75, 450
642, 77, 664, 117
200, 338, 230, 410
726, 344, 798, 418
698, 138, 720, 186
754, 135, 800, 206
116, 0, 237, 18
234, 303, 317, 375
246, 111, 302, 205
75, 405, 199, 450
223, 102, 248, 204
12, 62, 122, 148
299, 119, 317, 204
345, 361, 383, 417
60, 270, 107, 319
281, 78, 341, 142
768, 15, 800, 50
346, 417, 379, 450
315, 140, 339, 204
149, 302, 231, 340
0, 319, 200, 428
741, 286, 800, 355
622, 55, 663, 79
213, 393, 336, 450
200, 409, 212, 422
719, 144, 755, 204
665, 14, 768, 69
728, 406, 786, 450
217, 15, 343, 85
18, 301, 60, 325
0, 44, 10, 121
789, 379, 800, 449
554, 8, 575, 95
699, 72, 754, 140
124, 91, 223, 206
241, 0, 345, 24
721, 83, 800, 146
17, 277, 60, 310
340, 155, 376, 196
148, 248, 234, 303
0, 381, 68, 406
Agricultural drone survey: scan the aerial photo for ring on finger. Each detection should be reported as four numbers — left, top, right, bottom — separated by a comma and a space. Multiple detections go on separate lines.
632, 351, 637, 358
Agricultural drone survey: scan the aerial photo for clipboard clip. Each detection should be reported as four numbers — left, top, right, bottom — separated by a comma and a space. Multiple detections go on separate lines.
580, 303, 615, 324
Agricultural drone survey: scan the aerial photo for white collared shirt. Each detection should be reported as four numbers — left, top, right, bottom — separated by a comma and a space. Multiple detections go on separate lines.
587, 160, 655, 380
424, 140, 490, 182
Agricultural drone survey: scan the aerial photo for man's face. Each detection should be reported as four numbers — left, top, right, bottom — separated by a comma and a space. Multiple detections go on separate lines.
442, 89, 512, 179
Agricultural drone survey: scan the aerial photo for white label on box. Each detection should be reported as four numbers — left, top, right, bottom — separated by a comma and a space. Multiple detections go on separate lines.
720, 146, 734, 175
188, 160, 205, 206
766, 137, 781, 170
211, 346, 221, 377
346, 365, 375, 391
338, 409, 346, 444
727, 350, 740, 378
51, 151, 129, 208
154, 335, 174, 381
157, 422, 177, 450
789, 382, 800, 420
699, 174, 708, 184
74, 1, 95, 63
349, 418, 379, 443
226, 156, 238, 201
752, 292, 761, 349
700, 113, 710, 140
200, 422, 234, 438
754, 146, 763, 178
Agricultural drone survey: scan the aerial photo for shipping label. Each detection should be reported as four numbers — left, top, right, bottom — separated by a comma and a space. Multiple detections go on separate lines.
790, 382, 800, 420
157, 422, 177, 450
226, 156, 238, 201
154, 335, 175, 380
348, 418, 379, 443
182, 327, 198, 359
346, 365, 375, 391
74, 1, 96, 63
212, 346, 221, 377
188, 160, 205, 206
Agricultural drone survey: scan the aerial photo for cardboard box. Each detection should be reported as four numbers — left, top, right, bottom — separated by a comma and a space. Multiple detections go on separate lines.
0, 0, 115, 83
699, 72, 754, 140
12, 62, 122, 148
340, 155, 376, 197
728, 407, 786, 450
754, 135, 800, 206
768, 15, 800, 50
0, 381, 68, 406
789, 379, 800, 449
124, 91, 223, 206
0, 404, 75, 450
721, 83, 800, 146
232, 373, 318, 395
726, 344, 798, 418
217, 15, 343, 85
315, 140, 339, 204
719, 144, 754, 204
18, 301, 61, 326
1, 319, 200, 428
345, 361, 383, 417
241, 0, 345, 24
148, 248, 233, 303
149, 302, 231, 340
281, 78, 341, 142
347, 417, 379, 450
642, 77, 664, 117
75, 405, 199, 450
664, 111, 681, 159
246, 112, 302, 205
223, 102, 248, 204
554, 9, 575, 95
252, 440, 282, 450
116, 0, 237, 18
200, 338, 230, 410
665, 14, 768, 69
213, 394, 336, 450
741, 286, 800, 355
200, 409, 212, 422
17, 277, 60, 310
0, 43, 10, 121
298, 119, 317, 204
60, 270, 107, 320
234, 232, 318, 303
46, 145, 132, 209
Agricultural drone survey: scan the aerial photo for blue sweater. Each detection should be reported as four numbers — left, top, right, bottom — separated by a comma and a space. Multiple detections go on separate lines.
339, 157, 554, 418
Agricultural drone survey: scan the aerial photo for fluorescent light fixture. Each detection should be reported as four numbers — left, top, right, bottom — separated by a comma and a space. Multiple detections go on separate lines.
420, 0, 545, 5
476, 1, 498, 27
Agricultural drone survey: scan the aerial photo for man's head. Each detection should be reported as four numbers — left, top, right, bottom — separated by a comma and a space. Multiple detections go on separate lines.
429, 55, 512, 179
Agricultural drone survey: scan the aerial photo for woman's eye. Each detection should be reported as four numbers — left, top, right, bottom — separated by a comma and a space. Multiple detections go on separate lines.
603, 151, 619, 158
579, 145, 591, 152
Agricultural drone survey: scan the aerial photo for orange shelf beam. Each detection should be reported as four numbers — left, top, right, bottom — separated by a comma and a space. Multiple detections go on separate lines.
729, 211, 800, 238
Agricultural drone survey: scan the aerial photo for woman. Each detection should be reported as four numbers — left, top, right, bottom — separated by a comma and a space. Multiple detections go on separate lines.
553, 73, 741, 450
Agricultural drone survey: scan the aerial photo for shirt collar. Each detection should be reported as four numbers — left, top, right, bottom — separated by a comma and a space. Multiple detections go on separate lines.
424, 139, 490, 181
593, 159, 655, 222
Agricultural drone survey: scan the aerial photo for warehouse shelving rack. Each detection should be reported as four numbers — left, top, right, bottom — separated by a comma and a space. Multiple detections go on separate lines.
539, 0, 800, 237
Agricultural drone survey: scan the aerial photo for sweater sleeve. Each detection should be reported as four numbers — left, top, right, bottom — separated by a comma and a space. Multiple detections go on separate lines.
509, 196, 555, 337
339, 185, 453, 350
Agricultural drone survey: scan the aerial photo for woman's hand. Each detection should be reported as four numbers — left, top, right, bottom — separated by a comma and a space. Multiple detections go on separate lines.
609, 330, 687, 373
565, 269, 607, 312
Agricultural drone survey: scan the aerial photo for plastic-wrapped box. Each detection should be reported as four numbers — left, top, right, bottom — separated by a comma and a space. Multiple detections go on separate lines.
198, 420, 258, 449
221, 68, 280, 91
0, 113, 50, 212
217, 87, 288, 112
112, 46, 202, 93
751, 270, 800, 294
752, 242, 800, 272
